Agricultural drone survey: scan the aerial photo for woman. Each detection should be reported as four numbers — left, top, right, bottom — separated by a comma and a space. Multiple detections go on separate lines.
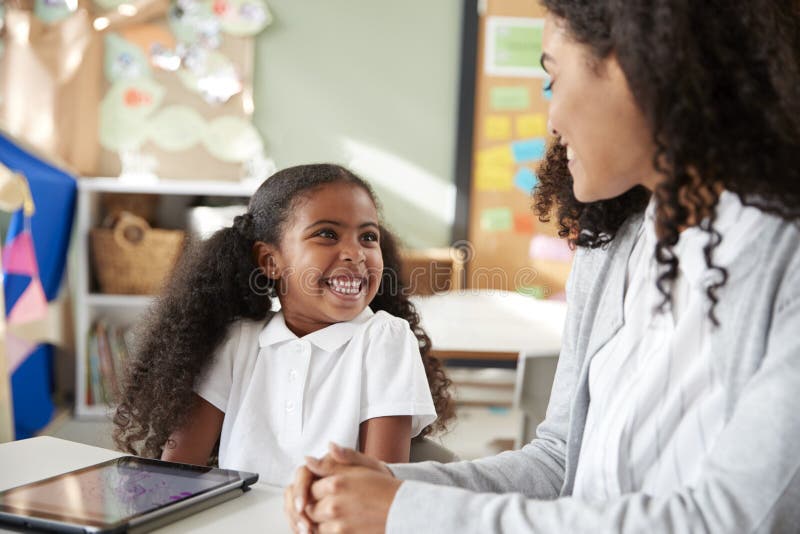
285, 0, 800, 532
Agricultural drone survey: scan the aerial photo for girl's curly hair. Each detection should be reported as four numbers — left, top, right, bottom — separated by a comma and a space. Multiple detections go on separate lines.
114, 164, 454, 458
535, 0, 800, 322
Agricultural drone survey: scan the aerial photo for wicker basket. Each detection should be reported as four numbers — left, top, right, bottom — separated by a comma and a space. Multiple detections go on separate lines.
101, 193, 159, 224
90, 212, 185, 295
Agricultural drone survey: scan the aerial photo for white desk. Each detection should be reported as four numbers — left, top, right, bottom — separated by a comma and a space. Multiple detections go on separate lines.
411, 290, 566, 361
0, 437, 291, 533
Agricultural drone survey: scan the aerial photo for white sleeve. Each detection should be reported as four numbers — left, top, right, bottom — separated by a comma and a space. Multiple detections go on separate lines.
193, 322, 240, 413
360, 314, 437, 437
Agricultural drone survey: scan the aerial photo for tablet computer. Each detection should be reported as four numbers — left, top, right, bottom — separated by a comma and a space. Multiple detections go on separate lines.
0, 456, 258, 533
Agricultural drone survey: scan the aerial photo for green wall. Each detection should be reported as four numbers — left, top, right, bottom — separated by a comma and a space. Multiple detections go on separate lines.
252, 1, 463, 248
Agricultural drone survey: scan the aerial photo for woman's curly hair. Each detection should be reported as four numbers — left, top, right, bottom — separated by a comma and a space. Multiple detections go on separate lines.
114, 164, 454, 458
534, 0, 800, 322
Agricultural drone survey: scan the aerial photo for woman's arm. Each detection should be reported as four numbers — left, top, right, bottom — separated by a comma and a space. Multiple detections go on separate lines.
358, 416, 412, 463
160, 393, 224, 466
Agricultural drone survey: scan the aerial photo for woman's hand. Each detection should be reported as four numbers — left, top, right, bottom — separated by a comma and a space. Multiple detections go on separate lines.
284, 443, 398, 533
284, 465, 316, 534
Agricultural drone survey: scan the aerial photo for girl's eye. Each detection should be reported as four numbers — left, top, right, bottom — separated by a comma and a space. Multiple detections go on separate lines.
316, 229, 337, 239
544, 79, 554, 92
361, 232, 379, 242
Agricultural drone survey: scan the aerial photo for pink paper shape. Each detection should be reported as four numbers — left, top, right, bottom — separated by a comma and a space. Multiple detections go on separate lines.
529, 235, 574, 262
5, 332, 38, 374
2, 231, 38, 276
8, 277, 48, 325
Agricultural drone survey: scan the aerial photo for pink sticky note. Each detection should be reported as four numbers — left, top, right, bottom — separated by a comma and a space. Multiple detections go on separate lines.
5, 332, 38, 374
529, 235, 574, 262
2, 231, 38, 276
8, 277, 48, 325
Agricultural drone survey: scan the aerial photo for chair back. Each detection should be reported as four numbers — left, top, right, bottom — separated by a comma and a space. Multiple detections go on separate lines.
410, 437, 460, 463
513, 352, 559, 448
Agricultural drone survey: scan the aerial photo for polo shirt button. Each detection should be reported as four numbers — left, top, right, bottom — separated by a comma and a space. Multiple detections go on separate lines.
285, 400, 295, 412
289, 369, 298, 382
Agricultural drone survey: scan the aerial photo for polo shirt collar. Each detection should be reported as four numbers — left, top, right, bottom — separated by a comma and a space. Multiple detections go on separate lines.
258, 307, 375, 352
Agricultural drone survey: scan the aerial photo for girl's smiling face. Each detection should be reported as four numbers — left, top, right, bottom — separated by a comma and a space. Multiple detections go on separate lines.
541, 14, 659, 201
256, 181, 384, 337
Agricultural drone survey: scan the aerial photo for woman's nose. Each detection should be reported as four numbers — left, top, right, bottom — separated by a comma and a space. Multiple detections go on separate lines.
547, 118, 558, 137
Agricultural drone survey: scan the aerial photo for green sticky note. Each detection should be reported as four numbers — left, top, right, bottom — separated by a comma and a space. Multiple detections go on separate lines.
494, 25, 542, 69
517, 285, 548, 299
490, 87, 530, 111
480, 208, 514, 232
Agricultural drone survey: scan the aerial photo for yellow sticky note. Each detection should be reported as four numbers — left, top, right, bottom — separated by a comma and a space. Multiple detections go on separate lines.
475, 163, 513, 192
475, 145, 514, 167
516, 113, 548, 138
484, 115, 512, 141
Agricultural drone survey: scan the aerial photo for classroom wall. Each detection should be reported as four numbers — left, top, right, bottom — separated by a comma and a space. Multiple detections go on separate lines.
252, 1, 463, 248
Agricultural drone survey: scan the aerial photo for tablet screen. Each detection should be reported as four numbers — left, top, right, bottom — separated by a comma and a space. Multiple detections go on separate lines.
0, 457, 254, 529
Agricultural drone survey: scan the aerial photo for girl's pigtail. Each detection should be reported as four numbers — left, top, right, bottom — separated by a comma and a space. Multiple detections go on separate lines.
371, 227, 456, 436
113, 217, 272, 458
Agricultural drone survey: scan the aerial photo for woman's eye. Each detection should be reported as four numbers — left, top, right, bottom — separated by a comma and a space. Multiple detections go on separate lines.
544, 79, 554, 92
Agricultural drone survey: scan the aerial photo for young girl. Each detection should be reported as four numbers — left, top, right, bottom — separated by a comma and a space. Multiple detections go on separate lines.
113, 164, 454, 486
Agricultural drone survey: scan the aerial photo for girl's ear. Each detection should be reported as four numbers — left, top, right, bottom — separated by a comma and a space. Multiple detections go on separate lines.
253, 241, 283, 279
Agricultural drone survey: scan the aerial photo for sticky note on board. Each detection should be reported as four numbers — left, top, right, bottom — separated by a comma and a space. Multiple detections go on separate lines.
518, 285, 549, 299
484, 115, 512, 140
542, 79, 553, 101
512, 138, 547, 163
516, 114, 547, 138
475, 145, 514, 167
514, 167, 539, 194
490, 87, 530, 111
480, 207, 514, 232
529, 234, 574, 262
513, 212, 534, 234
475, 164, 513, 191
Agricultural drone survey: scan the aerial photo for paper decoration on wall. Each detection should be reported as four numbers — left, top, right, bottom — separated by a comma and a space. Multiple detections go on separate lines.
34, 0, 78, 23
480, 207, 514, 232
484, 115, 512, 141
204, 116, 263, 162
529, 234, 573, 262
513, 212, 534, 234
512, 138, 546, 163
147, 105, 206, 151
484, 17, 546, 78
514, 167, 538, 194
2, 232, 38, 276
216, 0, 273, 36
177, 50, 242, 103
100, 78, 166, 151
516, 113, 547, 138
476, 145, 514, 167
105, 33, 151, 82
490, 86, 530, 111
0, 169, 35, 216
8, 277, 48, 325
475, 164, 513, 192
5, 332, 38, 375
543, 78, 553, 101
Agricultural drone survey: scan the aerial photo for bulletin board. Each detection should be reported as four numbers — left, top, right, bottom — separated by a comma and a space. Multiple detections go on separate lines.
457, 0, 572, 298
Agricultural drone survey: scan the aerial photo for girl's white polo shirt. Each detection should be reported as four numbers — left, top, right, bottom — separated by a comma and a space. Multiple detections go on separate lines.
194, 307, 437, 486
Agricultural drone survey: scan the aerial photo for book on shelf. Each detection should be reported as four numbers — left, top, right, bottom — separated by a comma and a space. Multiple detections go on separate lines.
86, 320, 135, 406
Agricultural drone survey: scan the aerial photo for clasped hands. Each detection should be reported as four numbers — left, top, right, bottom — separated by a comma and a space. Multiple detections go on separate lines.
284, 443, 402, 534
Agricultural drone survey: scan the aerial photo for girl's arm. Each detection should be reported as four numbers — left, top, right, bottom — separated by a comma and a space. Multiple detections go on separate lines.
161, 393, 224, 466
358, 416, 412, 463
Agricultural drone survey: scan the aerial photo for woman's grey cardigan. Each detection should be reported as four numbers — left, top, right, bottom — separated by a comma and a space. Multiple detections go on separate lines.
388, 211, 800, 533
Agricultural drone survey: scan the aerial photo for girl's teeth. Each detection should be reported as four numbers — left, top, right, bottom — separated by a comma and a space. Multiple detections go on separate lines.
566, 146, 575, 161
329, 279, 362, 295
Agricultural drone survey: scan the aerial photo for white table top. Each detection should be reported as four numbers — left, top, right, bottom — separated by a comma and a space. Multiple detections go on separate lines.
0, 436, 291, 533
410, 290, 567, 357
